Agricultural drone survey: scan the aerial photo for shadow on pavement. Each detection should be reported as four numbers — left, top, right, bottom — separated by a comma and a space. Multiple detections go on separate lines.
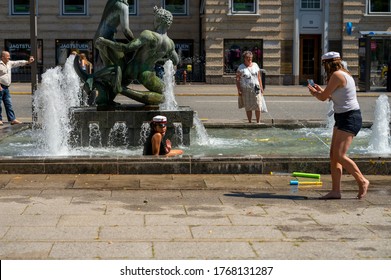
224, 192, 309, 200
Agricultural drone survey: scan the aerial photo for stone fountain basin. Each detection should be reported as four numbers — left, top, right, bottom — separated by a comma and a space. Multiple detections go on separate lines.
0, 154, 390, 175
0, 121, 390, 175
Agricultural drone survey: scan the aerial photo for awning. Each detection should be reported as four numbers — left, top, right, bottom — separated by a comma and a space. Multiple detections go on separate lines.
360, 31, 391, 37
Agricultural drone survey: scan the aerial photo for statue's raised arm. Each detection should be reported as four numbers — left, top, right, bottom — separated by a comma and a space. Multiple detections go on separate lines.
94, 0, 134, 41
117, 1, 134, 42
94, 0, 134, 66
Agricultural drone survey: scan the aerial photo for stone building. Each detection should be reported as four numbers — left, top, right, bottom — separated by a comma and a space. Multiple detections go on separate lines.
0, 0, 390, 90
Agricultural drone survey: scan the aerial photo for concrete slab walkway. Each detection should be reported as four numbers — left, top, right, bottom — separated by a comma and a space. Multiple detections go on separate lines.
0, 174, 390, 259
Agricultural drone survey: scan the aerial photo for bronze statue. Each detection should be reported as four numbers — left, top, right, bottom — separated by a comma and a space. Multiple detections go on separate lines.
93, 0, 134, 66
75, 5, 179, 109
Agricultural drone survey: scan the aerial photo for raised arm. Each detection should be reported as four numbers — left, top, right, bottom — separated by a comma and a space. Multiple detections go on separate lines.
118, 1, 134, 41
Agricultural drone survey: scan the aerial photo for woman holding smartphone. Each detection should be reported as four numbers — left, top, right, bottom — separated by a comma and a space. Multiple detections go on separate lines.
307, 51, 369, 199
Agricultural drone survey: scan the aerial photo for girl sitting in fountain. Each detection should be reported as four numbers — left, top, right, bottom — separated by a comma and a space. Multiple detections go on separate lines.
143, 115, 183, 156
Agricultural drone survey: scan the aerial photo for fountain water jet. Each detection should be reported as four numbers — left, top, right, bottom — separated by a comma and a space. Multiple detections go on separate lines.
32, 55, 82, 155
193, 112, 210, 145
158, 59, 209, 145
368, 94, 391, 153
88, 122, 102, 147
160, 60, 178, 111
108, 122, 129, 147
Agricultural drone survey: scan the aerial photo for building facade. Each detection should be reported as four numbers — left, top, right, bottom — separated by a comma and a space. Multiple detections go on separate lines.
0, 0, 390, 90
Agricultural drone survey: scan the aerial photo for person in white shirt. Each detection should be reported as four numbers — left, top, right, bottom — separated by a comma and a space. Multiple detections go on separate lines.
236, 50, 265, 123
0, 51, 34, 125
308, 51, 369, 200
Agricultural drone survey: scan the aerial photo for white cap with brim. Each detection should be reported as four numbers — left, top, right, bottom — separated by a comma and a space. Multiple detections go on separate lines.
152, 115, 167, 123
322, 51, 341, 61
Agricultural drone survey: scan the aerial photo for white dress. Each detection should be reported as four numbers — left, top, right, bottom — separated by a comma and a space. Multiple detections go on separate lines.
237, 62, 264, 111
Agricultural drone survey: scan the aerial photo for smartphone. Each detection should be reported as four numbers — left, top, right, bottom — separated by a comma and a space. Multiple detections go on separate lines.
307, 79, 315, 87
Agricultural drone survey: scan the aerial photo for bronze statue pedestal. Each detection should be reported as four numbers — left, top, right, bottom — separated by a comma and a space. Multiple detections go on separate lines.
69, 105, 194, 148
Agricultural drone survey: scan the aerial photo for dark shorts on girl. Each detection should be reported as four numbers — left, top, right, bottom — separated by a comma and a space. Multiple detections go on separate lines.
334, 109, 362, 136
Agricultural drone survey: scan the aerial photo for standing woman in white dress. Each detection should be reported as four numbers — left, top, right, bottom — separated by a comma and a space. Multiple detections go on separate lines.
236, 50, 265, 123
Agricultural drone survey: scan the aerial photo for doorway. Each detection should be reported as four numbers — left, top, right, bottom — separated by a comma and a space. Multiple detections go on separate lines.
300, 35, 321, 84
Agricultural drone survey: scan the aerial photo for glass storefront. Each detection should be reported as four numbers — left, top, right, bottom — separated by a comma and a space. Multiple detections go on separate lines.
369, 38, 390, 89
358, 32, 391, 92
224, 39, 263, 74
174, 40, 194, 82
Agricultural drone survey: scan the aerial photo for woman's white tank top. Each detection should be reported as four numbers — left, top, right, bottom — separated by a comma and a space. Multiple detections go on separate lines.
331, 71, 360, 113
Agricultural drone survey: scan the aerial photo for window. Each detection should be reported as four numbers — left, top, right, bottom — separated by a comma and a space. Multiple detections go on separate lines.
281, 40, 293, 75
224, 39, 263, 74
11, 0, 29, 15
163, 0, 187, 15
301, 0, 321, 9
174, 40, 194, 81
368, 38, 391, 87
128, 0, 137, 15
55, 39, 93, 65
62, 0, 87, 15
368, 0, 391, 13
231, 0, 257, 14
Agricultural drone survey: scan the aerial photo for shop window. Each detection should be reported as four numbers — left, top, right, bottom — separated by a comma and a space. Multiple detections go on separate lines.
368, 0, 391, 13
163, 0, 187, 15
369, 38, 391, 87
301, 0, 321, 9
173, 40, 194, 81
11, 0, 29, 15
55, 39, 93, 66
4, 39, 44, 82
281, 40, 293, 75
224, 39, 263, 74
62, 0, 87, 15
231, 0, 258, 14
128, 0, 137, 15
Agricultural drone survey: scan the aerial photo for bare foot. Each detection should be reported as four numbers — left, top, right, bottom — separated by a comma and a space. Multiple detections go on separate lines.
357, 179, 369, 199
319, 190, 341, 200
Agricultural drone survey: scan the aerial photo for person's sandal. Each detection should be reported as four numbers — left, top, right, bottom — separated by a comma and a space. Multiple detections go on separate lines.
0, 120, 3, 126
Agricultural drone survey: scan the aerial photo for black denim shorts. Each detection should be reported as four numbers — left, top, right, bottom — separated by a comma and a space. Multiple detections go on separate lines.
334, 109, 362, 136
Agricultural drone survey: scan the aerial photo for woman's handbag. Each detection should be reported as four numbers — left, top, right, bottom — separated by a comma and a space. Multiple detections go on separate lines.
261, 94, 268, 113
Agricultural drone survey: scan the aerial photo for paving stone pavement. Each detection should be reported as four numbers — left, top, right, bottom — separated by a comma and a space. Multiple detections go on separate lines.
0, 174, 390, 260
1, 83, 391, 261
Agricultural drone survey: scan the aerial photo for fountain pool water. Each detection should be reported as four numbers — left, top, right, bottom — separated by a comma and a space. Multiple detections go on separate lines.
0, 125, 373, 157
